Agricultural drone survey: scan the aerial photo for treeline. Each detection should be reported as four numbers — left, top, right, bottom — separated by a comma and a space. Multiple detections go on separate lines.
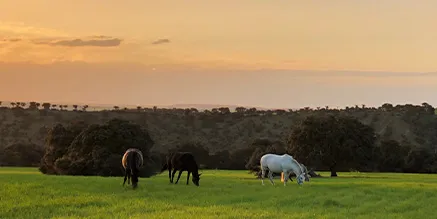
0, 101, 436, 176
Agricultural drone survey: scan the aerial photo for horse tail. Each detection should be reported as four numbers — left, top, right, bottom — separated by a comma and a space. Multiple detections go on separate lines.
129, 151, 140, 187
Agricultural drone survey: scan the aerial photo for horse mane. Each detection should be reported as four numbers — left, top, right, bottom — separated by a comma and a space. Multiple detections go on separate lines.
288, 157, 304, 175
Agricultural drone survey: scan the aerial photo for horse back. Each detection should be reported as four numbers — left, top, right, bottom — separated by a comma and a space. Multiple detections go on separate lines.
260, 154, 294, 172
170, 152, 198, 171
122, 148, 144, 169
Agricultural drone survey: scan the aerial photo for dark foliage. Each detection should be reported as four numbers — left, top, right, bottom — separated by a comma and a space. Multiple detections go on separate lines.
403, 147, 437, 173
287, 114, 378, 176
39, 121, 88, 174
245, 138, 287, 172
39, 118, 158, 177
377, 140, 409, 172
0, 143, 44, 167
1, 102, 437, 175
171, 141, 210, 169
208, 150, 231, 169
228, 147, 256, 170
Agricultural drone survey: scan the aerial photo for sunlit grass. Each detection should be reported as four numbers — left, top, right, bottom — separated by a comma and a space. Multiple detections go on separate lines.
1, 168, 437, 219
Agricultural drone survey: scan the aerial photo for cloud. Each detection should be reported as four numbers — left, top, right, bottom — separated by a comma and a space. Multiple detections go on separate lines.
151, 38, 170, 45
90, 35, 115, 39
0, 22, 122, 47
1, 37, 21, 42
33, 37, 122, 47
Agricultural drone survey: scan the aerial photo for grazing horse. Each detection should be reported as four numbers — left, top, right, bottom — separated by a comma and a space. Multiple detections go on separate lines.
161, 151, 202, 186
299, 163, 311, 182
260, 153, 306, 186
122, 148, 144, 189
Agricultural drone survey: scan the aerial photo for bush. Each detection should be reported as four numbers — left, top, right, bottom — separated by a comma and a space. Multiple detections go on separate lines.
377, 140, 408, 172
39, 118, 158, 177
0, 143, 44, 167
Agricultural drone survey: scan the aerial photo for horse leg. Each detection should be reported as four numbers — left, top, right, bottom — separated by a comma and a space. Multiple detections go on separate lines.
288, 173, 293, 181
175, 170, 183, 184
168, 168, 172, 183
283, 170, 288, 186
186, 171, 191, 185
261, 167, 267, 185
171, 169, 177, 183
123, 169, 128, 186
267, 171, 275, 185
125, 168, 131, 185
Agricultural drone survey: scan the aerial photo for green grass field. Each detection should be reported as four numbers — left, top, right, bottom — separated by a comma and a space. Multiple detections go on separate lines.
1, 168, 437, 219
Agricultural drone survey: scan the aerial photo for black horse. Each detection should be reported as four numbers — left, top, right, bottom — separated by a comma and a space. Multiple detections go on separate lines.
161, 151, 202, 186
122, 148, 144, 189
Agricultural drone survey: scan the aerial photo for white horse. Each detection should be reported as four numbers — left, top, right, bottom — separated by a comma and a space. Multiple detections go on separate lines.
299, 163, 311, 182
260, 153, 306, 186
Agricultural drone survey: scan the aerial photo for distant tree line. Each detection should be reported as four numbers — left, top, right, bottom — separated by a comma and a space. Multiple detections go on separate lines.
0, 101, 436, 176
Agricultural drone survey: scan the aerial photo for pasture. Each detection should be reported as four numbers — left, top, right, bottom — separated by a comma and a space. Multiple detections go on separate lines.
1, 168, 436, 219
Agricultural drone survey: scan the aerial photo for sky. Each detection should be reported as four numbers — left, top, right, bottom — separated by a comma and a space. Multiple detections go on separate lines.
1, 0, 436, 109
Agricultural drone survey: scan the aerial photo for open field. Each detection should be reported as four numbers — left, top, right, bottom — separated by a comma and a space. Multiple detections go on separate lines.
1, 168, 437, 219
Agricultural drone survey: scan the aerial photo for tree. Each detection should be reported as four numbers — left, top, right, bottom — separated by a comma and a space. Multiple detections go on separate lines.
235, 107, 247, 113
421, 102, 435, 114
0, 143, 44, 167
287, 114, 377, 177
28, 102, 39, 110
274, 109, 286, 115
42, 102, 51, 110
211, 108, 219, 114
381, 103, 394, 111
247, 107, 257, 114
377, 140, 408, 172
39, 121, 88, 174
39, 119, 157, 177
403, 147, 435, 173
245, 139, 286, 172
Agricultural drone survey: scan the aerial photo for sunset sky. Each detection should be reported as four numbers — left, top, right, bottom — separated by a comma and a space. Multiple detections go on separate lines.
1, 0, 436, 109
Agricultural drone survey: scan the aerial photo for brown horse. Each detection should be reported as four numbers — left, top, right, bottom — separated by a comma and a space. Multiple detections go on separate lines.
122, 148, 144, 189
161, 151, 202, 186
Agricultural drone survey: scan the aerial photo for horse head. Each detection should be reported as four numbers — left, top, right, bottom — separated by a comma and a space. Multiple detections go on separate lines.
192, 173, 202, 186
297, 173, 305, 185
302, 164, 311, 182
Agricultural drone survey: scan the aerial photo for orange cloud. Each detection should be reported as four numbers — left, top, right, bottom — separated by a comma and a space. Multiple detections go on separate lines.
151, 38, 170, 45
33, 37, 123, 47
